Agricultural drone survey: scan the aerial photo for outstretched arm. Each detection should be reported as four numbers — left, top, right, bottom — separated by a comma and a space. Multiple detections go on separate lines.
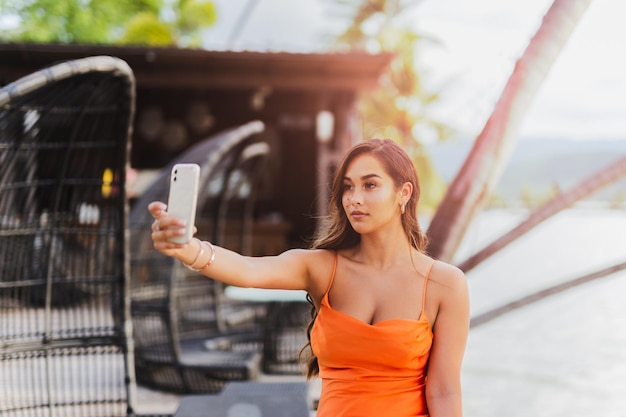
149, 201, 312, 291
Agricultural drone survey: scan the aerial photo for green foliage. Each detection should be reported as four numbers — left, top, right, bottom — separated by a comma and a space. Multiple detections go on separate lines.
330, 0, 453, 211
331, 1, 451, 144
519, 183, 557, 209
119, 12, 175, 46
176, 0, 217, 46
178, 0, 216, 32
0, 0, 216, 47
412, 148, 447, 215
486, 193, 508, 209
1, 0, 124, 42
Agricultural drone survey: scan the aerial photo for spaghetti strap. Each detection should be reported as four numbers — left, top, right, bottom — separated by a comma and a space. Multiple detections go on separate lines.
421, 259, 436, 318
322, 251, 339, 299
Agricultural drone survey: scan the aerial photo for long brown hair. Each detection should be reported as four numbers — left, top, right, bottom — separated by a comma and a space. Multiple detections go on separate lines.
299, 138, 429, 378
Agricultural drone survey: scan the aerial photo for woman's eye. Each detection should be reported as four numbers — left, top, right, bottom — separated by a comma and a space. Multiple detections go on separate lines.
364, 182, 377, 189
342, 183, 354, 191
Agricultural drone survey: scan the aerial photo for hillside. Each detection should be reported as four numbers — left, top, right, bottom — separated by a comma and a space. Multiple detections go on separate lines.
425, 138, 626, 204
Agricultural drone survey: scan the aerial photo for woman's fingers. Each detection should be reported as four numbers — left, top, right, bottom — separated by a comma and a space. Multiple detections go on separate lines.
148, 201, 167, 218
148, 201, 192, 256
151, 227, 186, 255
148, 201, 187, 229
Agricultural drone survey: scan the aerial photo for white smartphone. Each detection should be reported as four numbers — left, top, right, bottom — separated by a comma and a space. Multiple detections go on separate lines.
166, 163, 200, 244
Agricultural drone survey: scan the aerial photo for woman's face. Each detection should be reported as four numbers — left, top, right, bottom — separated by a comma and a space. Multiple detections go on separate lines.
342, 154, 401, 235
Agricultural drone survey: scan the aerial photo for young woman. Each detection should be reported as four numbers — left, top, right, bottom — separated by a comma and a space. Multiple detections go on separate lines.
149, 138, 469, 416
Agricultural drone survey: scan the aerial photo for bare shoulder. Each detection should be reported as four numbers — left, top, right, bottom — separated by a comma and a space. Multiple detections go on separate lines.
278, 247, 334, 269
424, 259, 469, 333
281, 248, 336, 303
431, 260, 466, 285
429, 259, 469, 301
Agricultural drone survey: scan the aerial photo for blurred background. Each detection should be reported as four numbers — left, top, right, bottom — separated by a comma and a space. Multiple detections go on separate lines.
1, 0, 625, 415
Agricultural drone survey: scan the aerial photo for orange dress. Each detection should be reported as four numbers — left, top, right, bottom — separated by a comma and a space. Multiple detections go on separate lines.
311, 253, 435, 417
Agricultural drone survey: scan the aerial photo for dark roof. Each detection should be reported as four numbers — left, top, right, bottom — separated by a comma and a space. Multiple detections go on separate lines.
0, 43, 393, 91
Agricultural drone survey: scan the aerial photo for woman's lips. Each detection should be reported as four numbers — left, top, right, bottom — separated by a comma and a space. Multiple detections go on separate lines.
350, 210, 367, 219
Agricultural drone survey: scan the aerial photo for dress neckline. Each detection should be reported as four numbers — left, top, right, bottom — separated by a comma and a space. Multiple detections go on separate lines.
320, 251, 435, 328
321, 294, 431, 328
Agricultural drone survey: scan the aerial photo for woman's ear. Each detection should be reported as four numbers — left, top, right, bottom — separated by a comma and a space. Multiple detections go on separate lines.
400, 182, 413, 200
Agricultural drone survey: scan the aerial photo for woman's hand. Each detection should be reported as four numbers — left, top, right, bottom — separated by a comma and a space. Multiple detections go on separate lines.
148, 201, 197, 258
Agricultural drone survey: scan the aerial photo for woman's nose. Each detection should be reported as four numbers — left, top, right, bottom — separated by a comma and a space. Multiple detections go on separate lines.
348, 188, 363, 205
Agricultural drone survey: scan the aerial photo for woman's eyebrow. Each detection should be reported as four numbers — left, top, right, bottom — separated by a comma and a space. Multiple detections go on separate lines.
362, 174, 381, 180
343, 173, 382, 181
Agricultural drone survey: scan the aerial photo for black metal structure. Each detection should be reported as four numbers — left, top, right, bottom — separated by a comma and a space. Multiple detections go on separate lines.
129, 121, 271, 394
0, 56, 155, 416
262, 300, 310, 375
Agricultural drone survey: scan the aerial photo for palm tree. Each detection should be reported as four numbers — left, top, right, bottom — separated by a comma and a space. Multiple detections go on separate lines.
330, 0, 449, 211
423, 0, 626, 327
458, 154, 626, 273
426, 0, 594, 262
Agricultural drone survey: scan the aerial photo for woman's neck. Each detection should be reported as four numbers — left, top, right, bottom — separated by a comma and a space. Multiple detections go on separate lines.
355, 228, 414, 270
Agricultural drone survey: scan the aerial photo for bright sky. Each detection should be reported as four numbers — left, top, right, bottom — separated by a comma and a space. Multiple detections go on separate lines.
204, 0, 626, 142
413, 0, 626, 142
